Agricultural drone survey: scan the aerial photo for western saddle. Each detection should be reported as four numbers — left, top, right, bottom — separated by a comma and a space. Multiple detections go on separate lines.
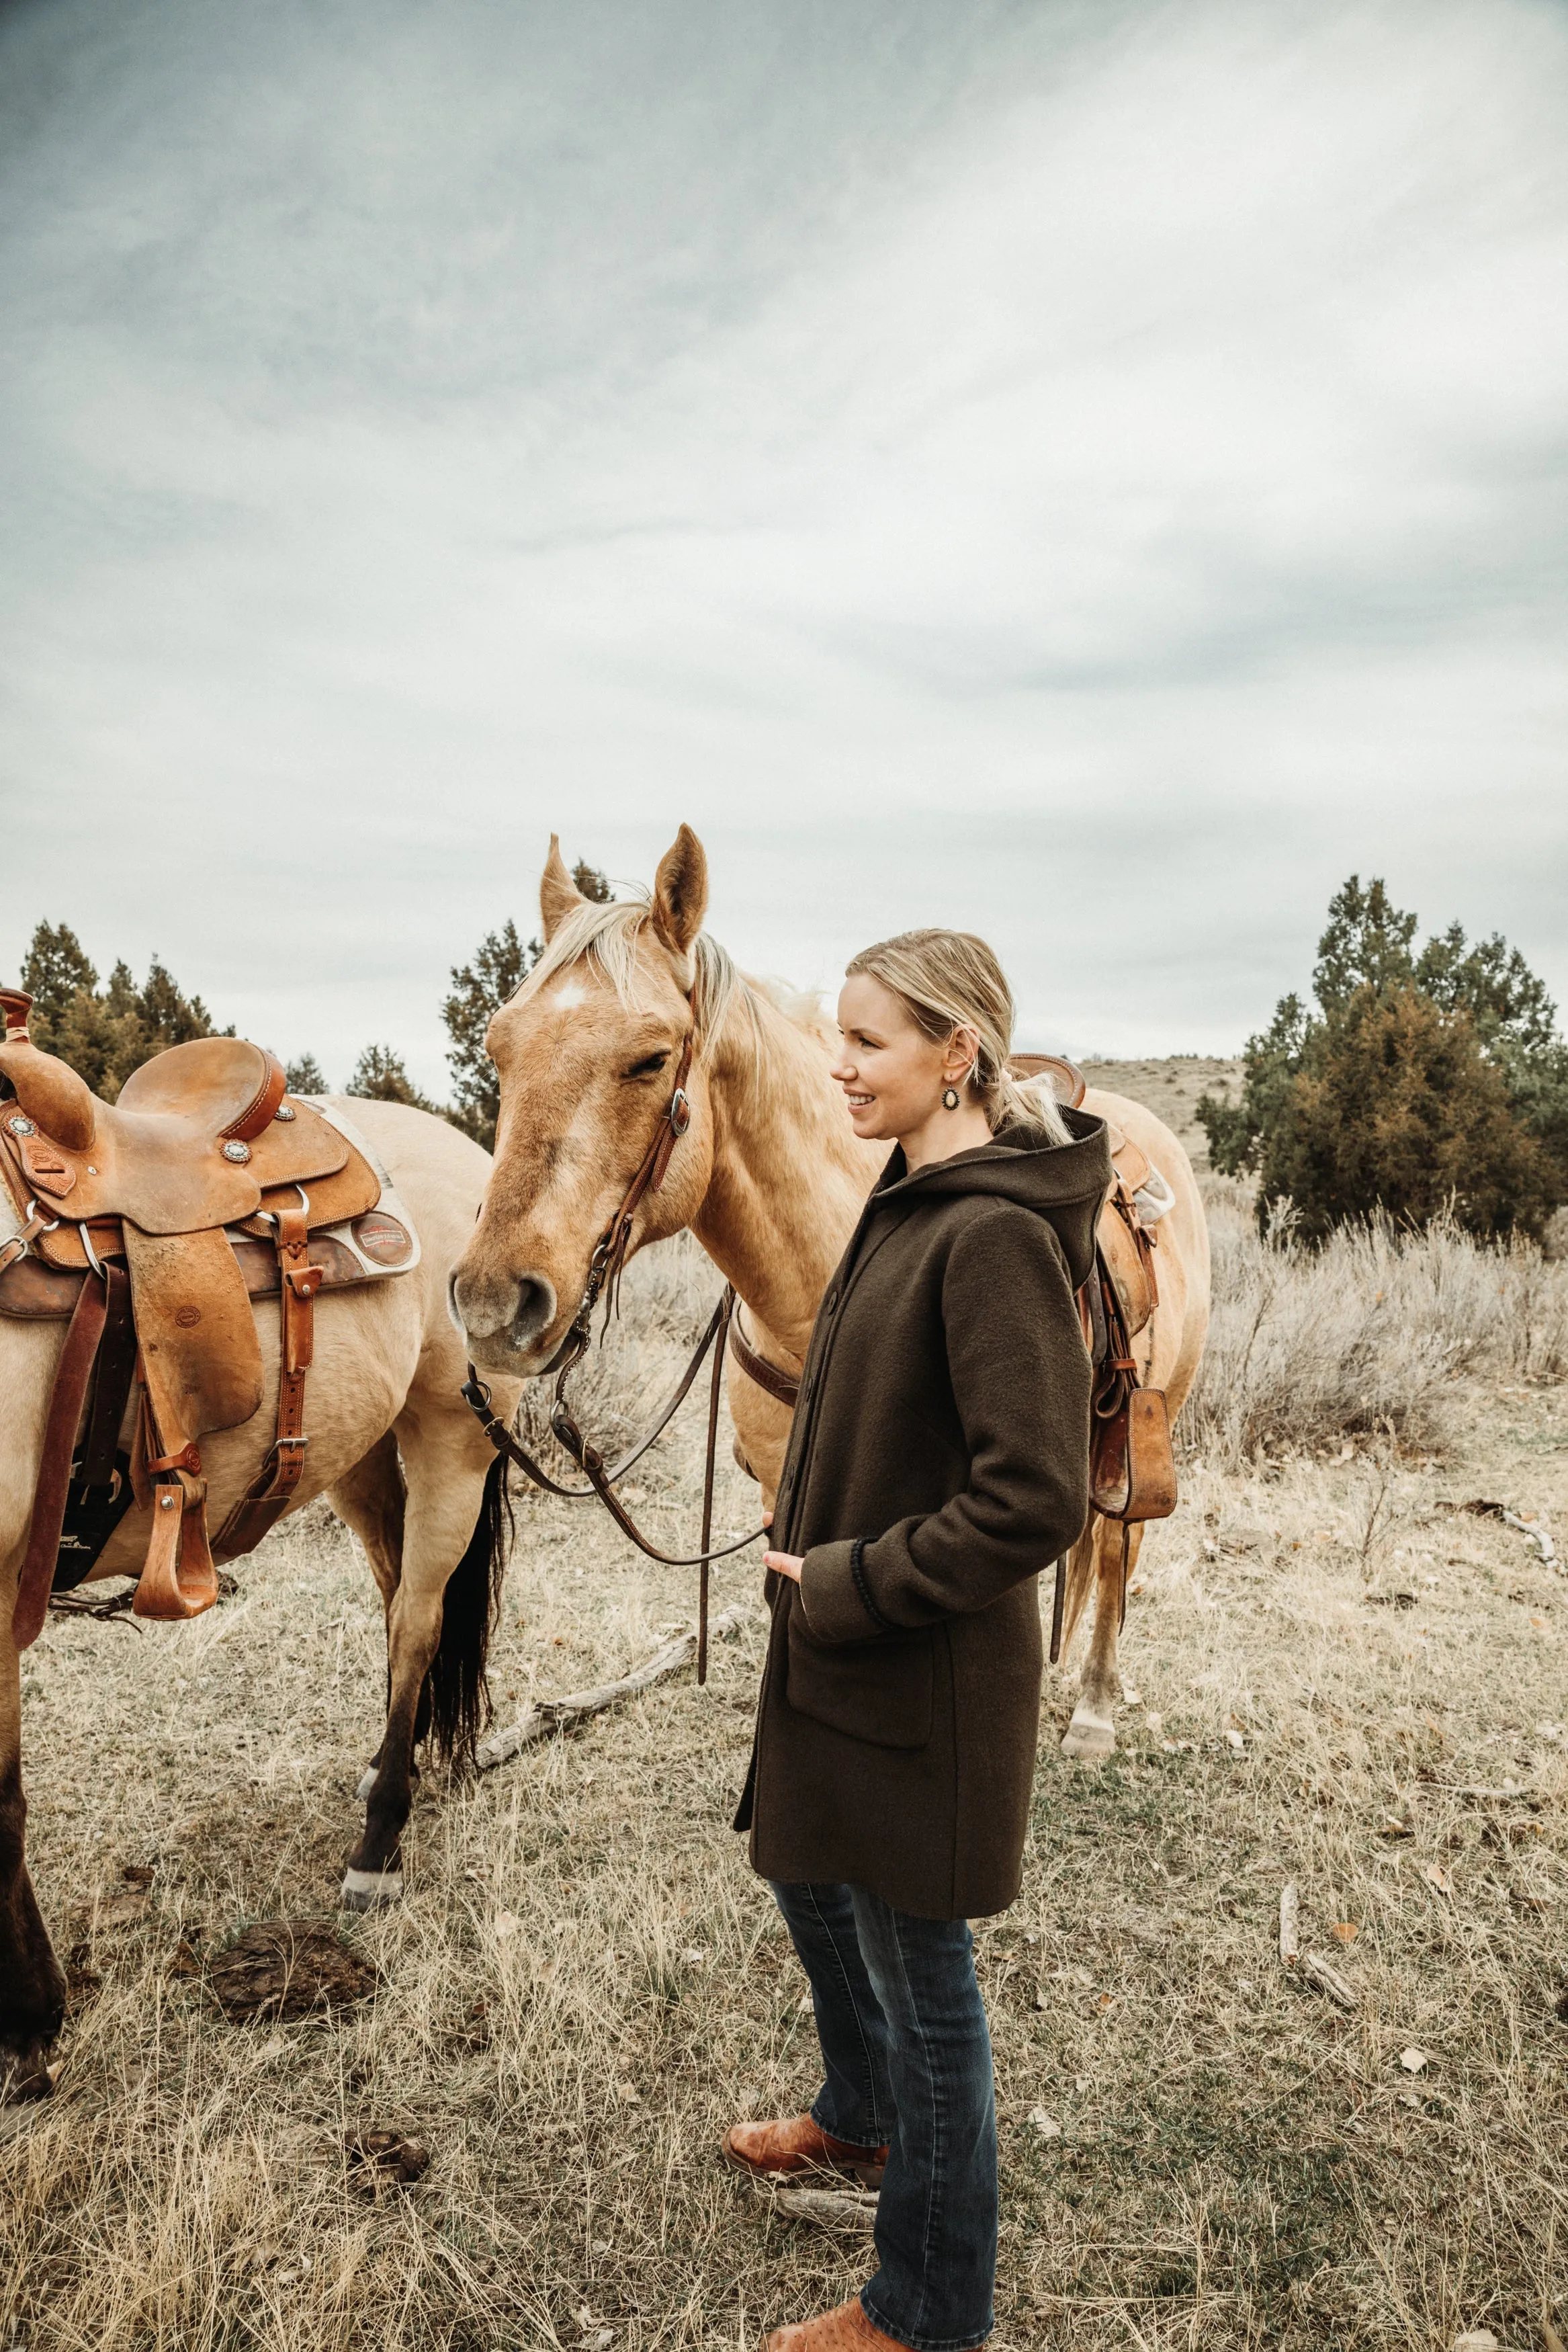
0, 989, 419, 1649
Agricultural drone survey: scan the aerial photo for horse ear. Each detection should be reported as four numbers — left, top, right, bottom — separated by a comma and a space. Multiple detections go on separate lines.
650, 825, 708, 958
540, 835, 586, 941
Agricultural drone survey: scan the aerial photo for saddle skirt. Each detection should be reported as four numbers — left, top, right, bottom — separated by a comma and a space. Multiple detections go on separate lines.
0, 991, 419, 1645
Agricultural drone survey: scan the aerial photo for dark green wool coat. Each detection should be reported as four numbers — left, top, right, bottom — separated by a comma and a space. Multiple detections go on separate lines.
736, 1109, 1112, 1921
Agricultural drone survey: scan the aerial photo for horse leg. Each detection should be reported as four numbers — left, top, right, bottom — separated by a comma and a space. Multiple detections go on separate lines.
1061, 1520, 1143, 1759
326, 1432, 412, 1801
0, 1617, 65, 2099
0, 1324, 67, 2095
339, 1406, 507, 1911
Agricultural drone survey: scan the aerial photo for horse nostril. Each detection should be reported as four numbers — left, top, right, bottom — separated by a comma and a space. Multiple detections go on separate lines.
511, 1276, 556, 1347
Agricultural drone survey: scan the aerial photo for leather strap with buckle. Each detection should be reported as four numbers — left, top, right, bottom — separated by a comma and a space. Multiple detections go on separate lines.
213, 1197, 323, 1559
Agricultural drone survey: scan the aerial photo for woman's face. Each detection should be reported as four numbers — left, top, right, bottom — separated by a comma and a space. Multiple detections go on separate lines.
832, 972, 967, 1142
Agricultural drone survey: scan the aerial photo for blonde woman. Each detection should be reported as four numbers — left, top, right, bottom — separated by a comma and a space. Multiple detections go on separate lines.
725, 931, 1112, 2352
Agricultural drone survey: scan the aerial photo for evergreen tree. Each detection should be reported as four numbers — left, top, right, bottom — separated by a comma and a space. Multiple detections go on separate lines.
284, 1052, 329, 1095
346, 1044, 437, 1111
1198, 877, 1566, 1239
1248, 981, 1552, 1241
20, 921, 97, 1027
13, 922, 230, 1101
443, 919, 534, 1146
441, 859, 612, 1148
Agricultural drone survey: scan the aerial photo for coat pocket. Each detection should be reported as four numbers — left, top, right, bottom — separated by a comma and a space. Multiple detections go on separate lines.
785, 1608, 934, 1751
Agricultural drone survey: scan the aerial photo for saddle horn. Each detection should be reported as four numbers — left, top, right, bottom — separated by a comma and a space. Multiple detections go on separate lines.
0, 989, 99, 1154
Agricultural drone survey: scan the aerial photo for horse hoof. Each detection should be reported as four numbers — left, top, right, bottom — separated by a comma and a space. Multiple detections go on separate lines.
1061, 1711, 1116, 1759
339, 1867, 403, 1910
354, 1767, 378, 1802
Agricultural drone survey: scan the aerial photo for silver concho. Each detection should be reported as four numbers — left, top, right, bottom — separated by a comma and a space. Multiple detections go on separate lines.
7, 1114, 36, 1136
273, 1103, 298, 1122
221, 1139, 252, 1163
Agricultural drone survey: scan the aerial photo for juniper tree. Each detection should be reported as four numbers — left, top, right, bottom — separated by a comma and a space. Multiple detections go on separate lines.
1198, 877, 1565, 1239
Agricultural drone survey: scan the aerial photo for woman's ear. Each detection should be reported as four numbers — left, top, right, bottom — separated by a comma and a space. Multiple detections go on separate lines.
540, 834, 586, 941
943, 1023, 982, 1083
651, 823, 709, 956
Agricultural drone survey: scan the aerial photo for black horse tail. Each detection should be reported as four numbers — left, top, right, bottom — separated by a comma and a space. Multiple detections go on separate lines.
425, 1454, 513, 1768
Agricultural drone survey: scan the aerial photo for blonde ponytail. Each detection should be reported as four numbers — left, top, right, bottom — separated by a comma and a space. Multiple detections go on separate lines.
845, 929, 1072, 1144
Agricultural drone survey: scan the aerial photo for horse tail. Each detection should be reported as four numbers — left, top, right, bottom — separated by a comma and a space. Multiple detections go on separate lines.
425, 1454, 513, 1768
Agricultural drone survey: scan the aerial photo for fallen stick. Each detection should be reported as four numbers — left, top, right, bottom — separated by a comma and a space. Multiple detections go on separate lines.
750, 2178, 879, 2234
1501, 1509, 1557, 1568
1300, 1949, 1360, 2011
476, 1607, 751, 1771
1278, 1882, 1300, 1966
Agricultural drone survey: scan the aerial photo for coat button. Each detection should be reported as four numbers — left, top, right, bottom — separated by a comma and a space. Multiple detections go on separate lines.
824, 1290, 838, 1312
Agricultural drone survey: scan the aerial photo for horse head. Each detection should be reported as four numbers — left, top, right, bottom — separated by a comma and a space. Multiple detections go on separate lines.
451, 825, 726, 1377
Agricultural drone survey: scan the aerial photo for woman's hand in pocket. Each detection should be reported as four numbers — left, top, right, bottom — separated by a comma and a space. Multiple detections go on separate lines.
760, 1511, 803, 1583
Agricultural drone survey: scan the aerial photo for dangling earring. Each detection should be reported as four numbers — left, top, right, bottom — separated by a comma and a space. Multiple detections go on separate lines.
942, 1084, 961, 1111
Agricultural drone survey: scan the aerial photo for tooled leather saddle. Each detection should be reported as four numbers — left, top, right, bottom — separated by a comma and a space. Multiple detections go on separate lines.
0, 989, 419, 1646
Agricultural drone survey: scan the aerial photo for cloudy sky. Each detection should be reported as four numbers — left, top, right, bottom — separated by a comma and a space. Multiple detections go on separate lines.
2, 0, 1565, 1087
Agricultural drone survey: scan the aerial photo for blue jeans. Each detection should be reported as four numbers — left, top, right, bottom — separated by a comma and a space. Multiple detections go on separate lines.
769, 1880, 996, 2351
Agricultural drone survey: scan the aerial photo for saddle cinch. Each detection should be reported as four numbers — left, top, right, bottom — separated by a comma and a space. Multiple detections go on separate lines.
0, 989, 419, 1648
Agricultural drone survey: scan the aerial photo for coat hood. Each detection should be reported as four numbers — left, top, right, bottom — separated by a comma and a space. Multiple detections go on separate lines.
872, 1105, 1110, 1292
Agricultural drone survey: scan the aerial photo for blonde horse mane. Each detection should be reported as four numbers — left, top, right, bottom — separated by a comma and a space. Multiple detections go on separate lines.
515, 893, 766, 1069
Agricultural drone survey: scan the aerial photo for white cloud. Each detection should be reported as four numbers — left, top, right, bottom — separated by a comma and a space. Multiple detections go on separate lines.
1, 0, 1564, 1085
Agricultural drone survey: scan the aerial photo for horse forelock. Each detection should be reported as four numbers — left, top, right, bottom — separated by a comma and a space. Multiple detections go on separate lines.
512, 895, 764, 1074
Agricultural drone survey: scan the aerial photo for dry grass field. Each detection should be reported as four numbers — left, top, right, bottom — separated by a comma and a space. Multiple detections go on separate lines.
5, 1078, 1568, 2352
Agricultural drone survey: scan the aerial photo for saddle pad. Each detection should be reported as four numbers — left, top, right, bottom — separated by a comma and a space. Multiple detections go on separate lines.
124, 1223, 265, 1441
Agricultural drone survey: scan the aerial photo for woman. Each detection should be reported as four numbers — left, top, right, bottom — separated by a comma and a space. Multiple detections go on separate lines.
725, 929, 1112, 2352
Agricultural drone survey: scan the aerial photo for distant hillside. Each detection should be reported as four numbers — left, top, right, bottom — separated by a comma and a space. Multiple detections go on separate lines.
1078, 1056, 1244, 1173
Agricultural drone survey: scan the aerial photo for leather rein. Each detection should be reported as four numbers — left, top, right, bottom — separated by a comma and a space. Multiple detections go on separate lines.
460, 1023, 768, 1681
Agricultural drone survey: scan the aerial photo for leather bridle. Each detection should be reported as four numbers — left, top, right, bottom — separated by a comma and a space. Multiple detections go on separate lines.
460, 1019, 767, 1681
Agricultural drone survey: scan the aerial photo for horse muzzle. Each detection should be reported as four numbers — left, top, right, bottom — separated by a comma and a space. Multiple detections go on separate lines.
449, 1265, 560, 1374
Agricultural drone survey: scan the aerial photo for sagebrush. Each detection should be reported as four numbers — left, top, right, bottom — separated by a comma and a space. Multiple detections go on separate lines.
1187, 1179, 1568, 1464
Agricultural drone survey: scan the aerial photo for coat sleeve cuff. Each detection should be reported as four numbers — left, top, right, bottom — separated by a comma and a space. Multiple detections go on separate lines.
796, 1539, 889, 1644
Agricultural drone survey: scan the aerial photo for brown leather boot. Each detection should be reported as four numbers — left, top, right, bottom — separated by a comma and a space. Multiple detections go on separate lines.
722, 2112, 888, 2187
765, 2294, 905, 2350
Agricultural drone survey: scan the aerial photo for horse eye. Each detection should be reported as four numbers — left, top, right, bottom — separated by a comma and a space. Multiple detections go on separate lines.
625, 1051, 669, 1081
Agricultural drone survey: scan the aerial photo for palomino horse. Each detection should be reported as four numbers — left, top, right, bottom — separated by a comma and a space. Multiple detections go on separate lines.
452, 827, 1209, 1763
0, 1098, 520, 2095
